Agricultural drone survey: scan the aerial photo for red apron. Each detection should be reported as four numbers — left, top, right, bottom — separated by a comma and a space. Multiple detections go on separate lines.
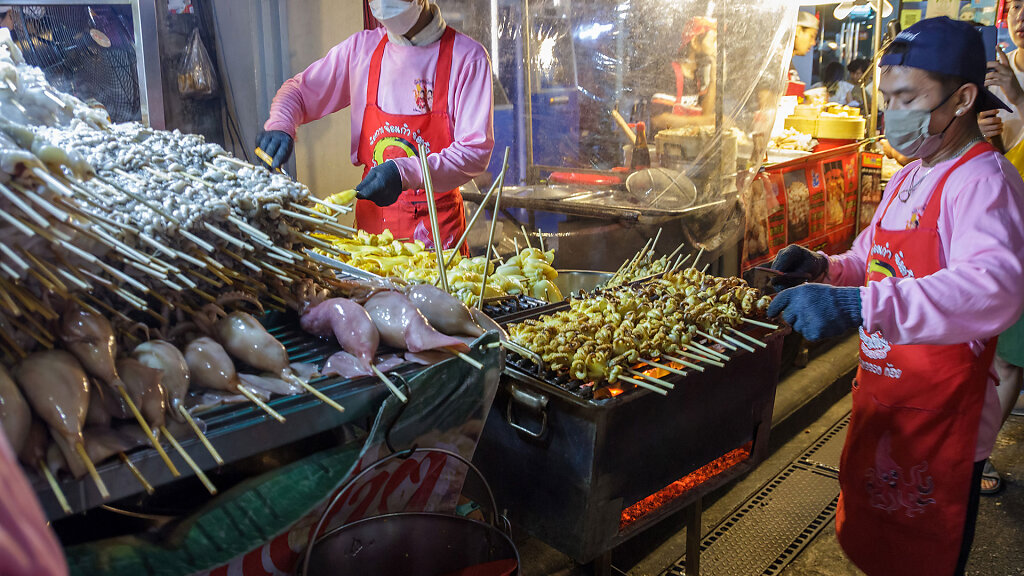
836, 143, 996, 575
355, 27, 468, 253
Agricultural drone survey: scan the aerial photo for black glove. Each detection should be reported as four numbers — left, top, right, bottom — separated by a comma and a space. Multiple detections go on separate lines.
356, 161, 404, 207
767, 284, 862, 341
769, 244, 829, 290
255, 130, 293, 169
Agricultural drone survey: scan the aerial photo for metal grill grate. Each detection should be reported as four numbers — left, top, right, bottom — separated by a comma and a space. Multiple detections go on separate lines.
663, 415, 850, 576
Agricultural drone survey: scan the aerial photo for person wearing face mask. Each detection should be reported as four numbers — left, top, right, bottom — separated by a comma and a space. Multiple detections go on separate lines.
767, 17, 1024, 575
257, 0, 494, 252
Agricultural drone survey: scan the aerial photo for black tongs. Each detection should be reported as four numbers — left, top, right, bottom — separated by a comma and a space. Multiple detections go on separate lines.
749, 266, 814, 292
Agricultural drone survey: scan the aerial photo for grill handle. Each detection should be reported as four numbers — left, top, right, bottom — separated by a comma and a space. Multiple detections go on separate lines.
506, 383, 549, 439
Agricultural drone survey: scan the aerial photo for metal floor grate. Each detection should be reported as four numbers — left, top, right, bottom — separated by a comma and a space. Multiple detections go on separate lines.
663, 415, 850, 576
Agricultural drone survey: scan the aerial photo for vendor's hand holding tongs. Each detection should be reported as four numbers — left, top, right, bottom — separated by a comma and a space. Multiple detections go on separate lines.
749, 266, 815, 293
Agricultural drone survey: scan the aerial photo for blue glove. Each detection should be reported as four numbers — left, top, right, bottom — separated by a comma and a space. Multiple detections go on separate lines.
356, 161, 404, 207
769, 244, 829, 290
767, 284, 862, 341
255, 130, 293, 169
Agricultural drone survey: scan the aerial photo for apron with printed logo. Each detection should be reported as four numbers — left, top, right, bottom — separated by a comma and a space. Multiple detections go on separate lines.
355, 27, 468, 254
836, 143, 995, 575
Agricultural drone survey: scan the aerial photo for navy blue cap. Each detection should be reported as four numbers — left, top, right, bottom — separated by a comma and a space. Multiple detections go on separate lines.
879, 16, 1010, 112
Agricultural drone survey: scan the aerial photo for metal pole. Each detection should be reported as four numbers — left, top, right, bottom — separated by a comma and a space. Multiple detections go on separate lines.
868, 1, 882, 139
521, 0, 537, 184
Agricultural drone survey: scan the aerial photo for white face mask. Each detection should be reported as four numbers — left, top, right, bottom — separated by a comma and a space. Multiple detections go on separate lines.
370, 0, 423, 36
884, 91, 957, 159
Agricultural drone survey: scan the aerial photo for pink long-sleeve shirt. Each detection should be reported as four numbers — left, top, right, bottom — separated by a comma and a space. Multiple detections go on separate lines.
826, 148, 1024, 460
0, 430, 68, 576
265, 27, 494, 193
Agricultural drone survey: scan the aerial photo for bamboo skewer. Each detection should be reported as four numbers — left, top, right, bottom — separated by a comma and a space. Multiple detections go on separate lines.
721, 333, 755, 353
446, 147, 510, 269
39, 463, 72, 514
75, 442, 110, 499
119, 453, 154, 495
445, 347, 485, 370
666, 241, 687, 262
521, 225, 532, 249
742, 317, 779, 330
418, 144, 449, 293
729, 327, 768, 349
371, 365, 408, 403
695, 329, 738, 352
650, 354, 703, 373
668, 349, 725, 368
237, 385, 286, 422
617, 375, 668, 396
161, 426, 217, 495
686, 340, 730, 362
701, 263, 710, 275
627, 368, 674, 389
298, 381, 346, 414
478, 166, 507, 309
690, 246, 705, 269
118, 387, 180, 476
178, 405, 224, 465
306, 195, 353, 214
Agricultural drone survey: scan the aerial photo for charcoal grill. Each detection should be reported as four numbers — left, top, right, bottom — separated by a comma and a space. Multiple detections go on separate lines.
474, 310, 786, 568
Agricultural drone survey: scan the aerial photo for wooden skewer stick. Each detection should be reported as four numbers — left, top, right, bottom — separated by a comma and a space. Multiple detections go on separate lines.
627, 368, 674, 390
418, 144, 449, 293
39, 463, 72, 514
179, 229, 216, 253
0, 182, 50, 227
298, 381, 346, 414
666, 241, 687, 262
741, 317, 780, 330
649, 227, 663, 255
203, 222, 255, 251
690, 246, 705, 269
701, 263, 710, 275
445, 347, 485, 370
521, 225, 532, 249
617, 375, 668, 396
75, 442, 110, 499
161, 426, 217, 495
371, 365, 408, 403
117, 387, 180, 476
119, 453, 154, 495
695, 329, 738, 352
446, 147, 510, 269
721, 332, 756, 353
478, 171, 506, 309
306, 195, 353, 214
728, 327, 768, 349
237, 385, 286, 423
685, 340, 730, 362
666, 350, 725, 368
643, 357, 693, 376
178, 405, 224, 465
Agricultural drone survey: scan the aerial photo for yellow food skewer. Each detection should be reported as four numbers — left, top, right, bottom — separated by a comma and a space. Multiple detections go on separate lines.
161, 426, 217, 495
178, 405, 224, 465
75, 442, 110, 499
118, 387, 180, 476
119, 453, 154, 495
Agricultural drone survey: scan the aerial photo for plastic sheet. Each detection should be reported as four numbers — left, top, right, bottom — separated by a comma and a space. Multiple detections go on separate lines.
444, 0, 799, 267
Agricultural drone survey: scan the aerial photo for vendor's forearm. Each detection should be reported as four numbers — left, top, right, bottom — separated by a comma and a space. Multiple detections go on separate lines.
265, 40, 355, 138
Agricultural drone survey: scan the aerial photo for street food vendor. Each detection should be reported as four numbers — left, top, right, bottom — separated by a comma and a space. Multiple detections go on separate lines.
766, 18, 1024, 575
789, 11, 819, 84
652, 16, 717, 131
258, 0, 494, 251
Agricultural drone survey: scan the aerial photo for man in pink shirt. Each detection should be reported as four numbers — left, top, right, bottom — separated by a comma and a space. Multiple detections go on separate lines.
768, 18, 1024, 576
259, 0, 494, 251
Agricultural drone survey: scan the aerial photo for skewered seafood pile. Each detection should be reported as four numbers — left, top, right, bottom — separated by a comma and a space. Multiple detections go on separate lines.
312, 229, 564, 304
2, 272, 500, 514
0, 29, 355, 364
508, 267, 773, 390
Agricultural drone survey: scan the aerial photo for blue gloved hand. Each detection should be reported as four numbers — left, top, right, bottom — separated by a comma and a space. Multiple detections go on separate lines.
767, 284, 862, 341
356, 161, 404, 207
769, 244, 830, 290
255, 130, 294, 169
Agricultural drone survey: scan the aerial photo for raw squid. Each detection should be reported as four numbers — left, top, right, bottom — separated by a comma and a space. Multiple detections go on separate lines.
132, 340, 190, 423
13, 350, 90, 478
301, 298, 379, 374
470, 309, 509, 340
117, 358, 167, 430
0, 363, 30, 454
363, 291, 470, 354
60, 306, 128, 396
215, 311, 307, 385
405, 284, 484, 337
184, 337, 243, 393
82, 427, 145, 466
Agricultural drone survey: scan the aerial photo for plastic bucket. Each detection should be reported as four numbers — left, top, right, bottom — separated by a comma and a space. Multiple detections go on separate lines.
299, 448, 519, 576
303, 513, 519, 576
